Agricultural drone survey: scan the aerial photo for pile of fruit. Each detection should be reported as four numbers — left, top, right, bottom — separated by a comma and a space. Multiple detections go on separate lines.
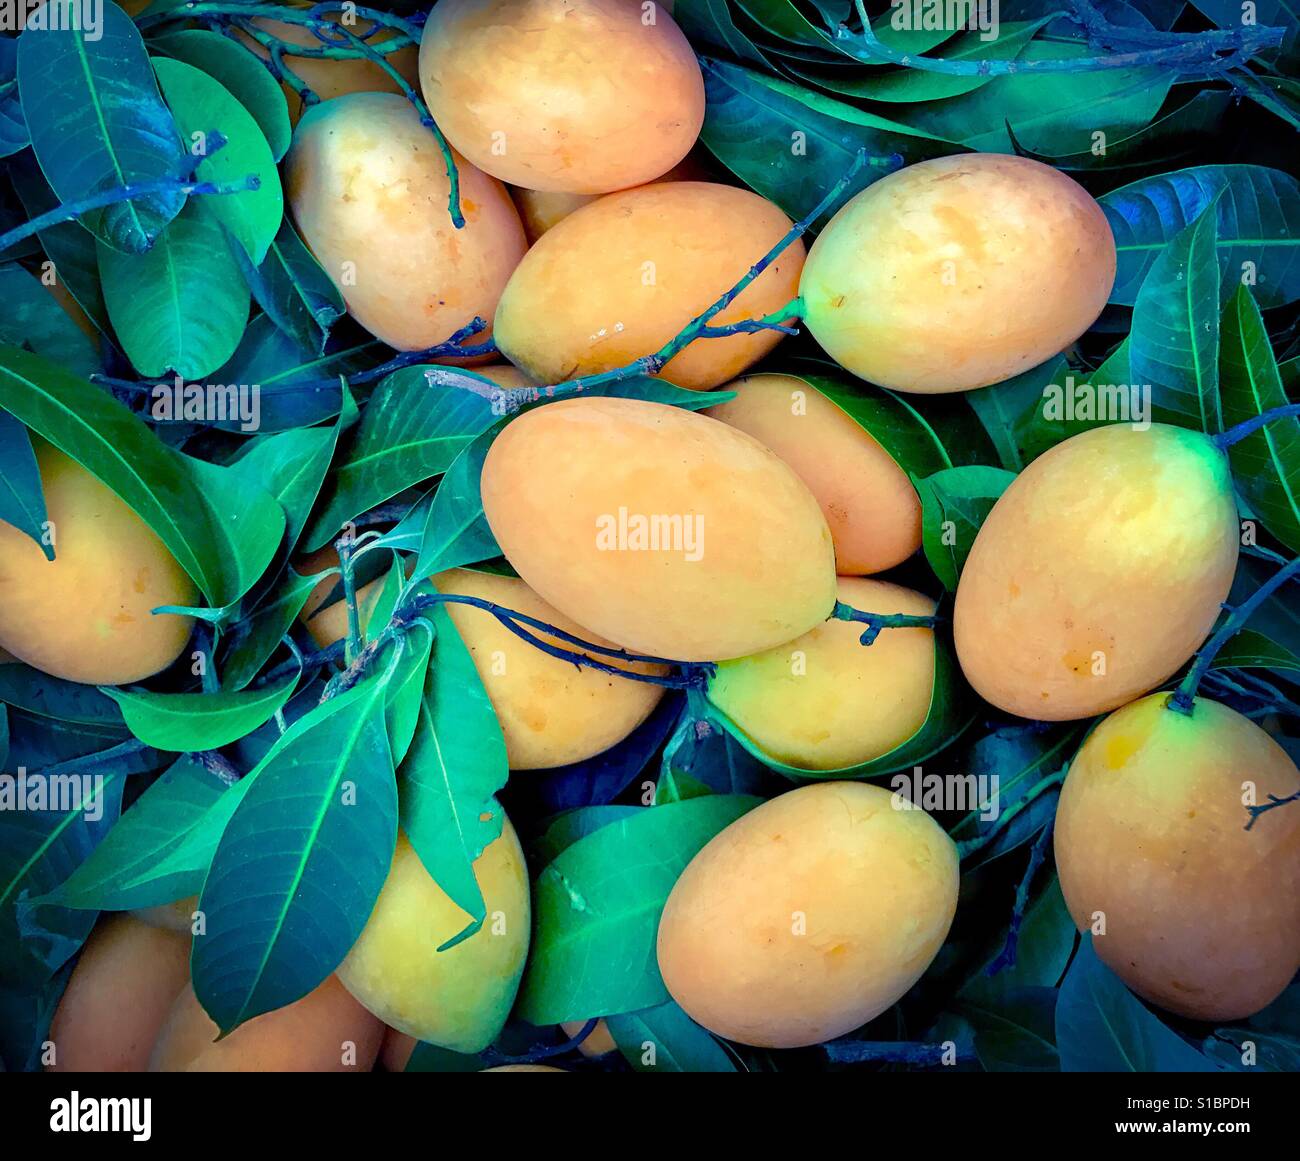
0, 0, 1297, 1074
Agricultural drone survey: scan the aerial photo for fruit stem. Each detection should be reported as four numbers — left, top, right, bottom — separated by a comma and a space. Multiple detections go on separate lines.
1167, 554, 1300, 716
985, 818, 1055, 977
481, 1018, 599, 1066
0, 172, 260, 256
954, 767, 1066, 863
831, 600, 942, 646
334, 533, 365, 664
1245, 790, 1300, 831
1212, 402, 1300, 449
841, 0, 1284, 75
540, 149, 878, 396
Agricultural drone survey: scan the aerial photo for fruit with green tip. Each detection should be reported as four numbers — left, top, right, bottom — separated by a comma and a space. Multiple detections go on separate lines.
800, 154, 1115, 393
1055, 694, 1300, 1020
954, 424, 1239, 720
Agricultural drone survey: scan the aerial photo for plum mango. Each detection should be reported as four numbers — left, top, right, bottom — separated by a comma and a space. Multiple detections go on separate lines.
433, 568, 666, 769
493, 182, 804, 390
954, 424, 1238, 720
284, 92, 527, 352
0, 443, 195, 685
47, 914, 190, 1072
707, 374, 922, 574
338, 826, 530, 1053
480, 397, 837, 661
657, 782, 958, 1047
1055, 695, 1300, 1020
150, 975, 382, 1071
801, 154, 1115, 393
707, 578, 936, 771
419, 0, 703, 194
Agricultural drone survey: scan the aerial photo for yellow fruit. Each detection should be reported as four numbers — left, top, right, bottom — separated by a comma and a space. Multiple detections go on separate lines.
419, 0, 703, 194
0, 443, 195, 685
481, 397, 837, 661
46, 914, 190, 1072
954, 424, 1238, 720
560, 1018, 618, 1058
801, 154, 1116, 393
657, 782, 959, 1047
149, 975, 383, 1071
707, 578, 936, 771
239, 11, 419, 125
494, 182, 805, 390
284, 92, 527, 352
707, 373, 922, 574
380, 1028, 417, 1072
433, 568, 666, 769
338, 826, 531, 1053
1056, 694, 1300, 1020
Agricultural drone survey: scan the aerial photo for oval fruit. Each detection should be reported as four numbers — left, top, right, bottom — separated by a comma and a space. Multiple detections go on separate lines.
657, 782, 959, 1047
433, 568, 666, 769
1056, 694, 1300, 1020
954, 424, 1238, 720
284, 92, 527, 352
149, 975, 382, 1071
419, 0, 703, 194
480, 397, 837, 661
338, 825, 530, 1053
707, 577, 936, 771
801, 154, 1116, 393
707, 373, 922, 574
47, 914, 190, 1072
0, 443, 196, 685
493, 182, 805, 390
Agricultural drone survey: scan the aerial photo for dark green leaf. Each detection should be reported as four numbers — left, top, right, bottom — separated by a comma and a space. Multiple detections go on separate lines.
917, 465, 1016, 590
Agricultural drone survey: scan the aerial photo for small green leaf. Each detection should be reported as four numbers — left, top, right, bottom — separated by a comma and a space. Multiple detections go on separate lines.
917, 465, 1016, 590
606, 1000, 741, 1072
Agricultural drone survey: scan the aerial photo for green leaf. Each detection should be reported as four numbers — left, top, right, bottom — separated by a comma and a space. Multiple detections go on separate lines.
890, 35, 1171, 154
150, 28, 292, 161
304, 370, 499, 551
964, 986, 1060, 1072
517, 795, 761, 1025
399, 602, 509, 947
384, 620, 432, 768
192, 671, 398, 1033
152, 56, 284, 265
965, 356, 1070, 472
0, 344, 271, 607
0, 263, 99, 379
698, 56, 958, 227
221, 568, 323, 691
674, 0, 776, 69
1056, 936, 1219, 1071
414, 422, 506, 576
0, 768, 126, 985
0, 409, 50, 559
0, 664, 123, 726
101, 669, 299, 752
233, 217, 344, 355
1209, 628, 1300, 673
16, 0, 185, 252
1101, 165, 1300, 308
606, 1000, 741, 1072
1128, 206, 1223, 431
97, 199, 250, 379
917, 465, 1016, 590
1219, 284, 1300, 552
38, 754, 232, 915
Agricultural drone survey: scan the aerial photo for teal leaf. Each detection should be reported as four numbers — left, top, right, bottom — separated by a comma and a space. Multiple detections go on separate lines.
0, 262, 99, 379
101, 669, 299, 752
0, 39, 28, 158
150, 28, 292, 161
16, 0, 185, 252
152, 56, 284, 265
916, 465, 1016, 590
97, 199, 250, 379
516, 795, 761, 1025
606, 1000, 741, 1072
1128, 206, 1222, 431
0, 664, 123, 726
0, 409, 51, 559
399, 603, 509, 947
1101, 165, 1300, 308
1056, 936, 1219, 1071
1219, 284, 1300, 552
221, 568, 324, 691
232, 217, 344, 355
192, 672, 398, 1033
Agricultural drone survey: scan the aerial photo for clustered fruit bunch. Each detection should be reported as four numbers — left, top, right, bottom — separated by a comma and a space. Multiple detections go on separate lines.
0, 0, 1297, 1076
